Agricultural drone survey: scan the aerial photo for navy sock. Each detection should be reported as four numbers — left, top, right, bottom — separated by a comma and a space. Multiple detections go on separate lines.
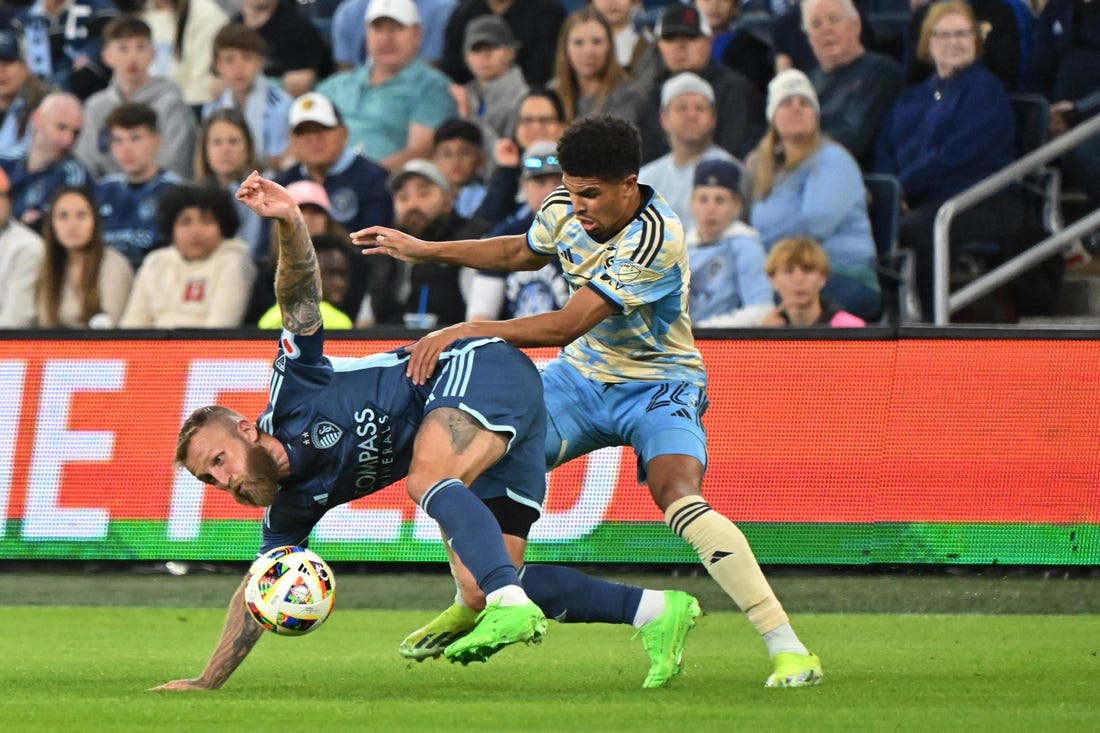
419, 479, 519, 596
520, 564, 643, 624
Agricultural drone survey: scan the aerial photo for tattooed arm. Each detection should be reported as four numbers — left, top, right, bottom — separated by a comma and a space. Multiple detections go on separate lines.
150, 577, 263, 691
236, 171, 323, 335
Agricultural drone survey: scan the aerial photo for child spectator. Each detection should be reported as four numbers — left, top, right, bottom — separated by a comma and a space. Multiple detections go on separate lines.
686, 159, 772, 327
203, 23, 293, 174
461, 14, 529, 153
761, 235, 866, 327
74, 15, 198, 179
36, 186, 133, 328
257, 233, 354, 329
119, 183, 257, 328
432, 118, 487, 218
95, 102, 186, 272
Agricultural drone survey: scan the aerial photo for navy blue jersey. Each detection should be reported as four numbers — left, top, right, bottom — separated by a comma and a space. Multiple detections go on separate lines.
96, 170, 186, 271
256, 330, 547, 552
0, 151, 89, 221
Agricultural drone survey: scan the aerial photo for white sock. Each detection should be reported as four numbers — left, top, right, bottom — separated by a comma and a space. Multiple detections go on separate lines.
631, 589, 667, 628
485, 584, 529, 607
762, 623, 809, 657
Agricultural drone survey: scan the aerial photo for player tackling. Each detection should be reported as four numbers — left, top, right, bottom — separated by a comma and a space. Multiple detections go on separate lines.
356, 115, 823, 688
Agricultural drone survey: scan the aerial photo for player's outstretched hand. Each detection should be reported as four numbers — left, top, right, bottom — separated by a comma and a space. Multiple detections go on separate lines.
149, 678, 215, 691
235, 170, 299, 222
351, 226, 431, 264
406, 322, 476, 385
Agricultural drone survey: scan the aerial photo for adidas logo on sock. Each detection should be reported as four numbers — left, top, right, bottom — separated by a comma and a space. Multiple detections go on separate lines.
709, 550, 732, 565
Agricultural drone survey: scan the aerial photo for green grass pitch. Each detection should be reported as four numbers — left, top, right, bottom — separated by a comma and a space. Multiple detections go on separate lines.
4, 570, 1100, 732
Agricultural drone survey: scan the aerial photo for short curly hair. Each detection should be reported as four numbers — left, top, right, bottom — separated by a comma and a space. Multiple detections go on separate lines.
157, 183, 241, 242
556, 114, 641, 181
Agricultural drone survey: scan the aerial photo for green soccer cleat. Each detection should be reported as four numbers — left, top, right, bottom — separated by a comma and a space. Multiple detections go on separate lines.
398, 603, 479, 661
443, 599, 547, 665
765, 651, 824, 688
634, 590, 702, 689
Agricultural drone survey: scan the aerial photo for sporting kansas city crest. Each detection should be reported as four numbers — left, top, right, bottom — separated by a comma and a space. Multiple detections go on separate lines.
309, 420, 343, 449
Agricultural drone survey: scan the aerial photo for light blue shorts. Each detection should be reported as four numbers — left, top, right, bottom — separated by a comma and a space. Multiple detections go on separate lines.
540, 359, 708, 483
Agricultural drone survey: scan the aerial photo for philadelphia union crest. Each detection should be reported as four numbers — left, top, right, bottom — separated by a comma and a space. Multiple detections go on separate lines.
310, 420, 343, 449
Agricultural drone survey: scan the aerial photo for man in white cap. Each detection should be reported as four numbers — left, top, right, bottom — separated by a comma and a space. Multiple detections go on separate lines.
273, 91, 393, 317
331, 0, 457, 70
316, 0, 458, 171
638, 71, 743, 233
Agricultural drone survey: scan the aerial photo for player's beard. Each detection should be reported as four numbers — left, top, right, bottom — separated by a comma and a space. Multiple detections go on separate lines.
232, 445, 281, 507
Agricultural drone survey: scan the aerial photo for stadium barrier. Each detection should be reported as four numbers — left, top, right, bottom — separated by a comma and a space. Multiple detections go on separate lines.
2, 327, 1098, 565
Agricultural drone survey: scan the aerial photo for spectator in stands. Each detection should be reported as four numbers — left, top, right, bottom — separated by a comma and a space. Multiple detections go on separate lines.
359, 158, 489, 327
317, 0, 458, 170
0, 30, 54, 151
233, 0, 333, 99
590, 0, 652, 74
906, 0, 1023, 91
760, 235, 866, 326
698, 0, 775, 95
285, 180, 352, 242
275, 91, 393, 315
203, 24, 293, 173
120, 183, 257, 328
332, 0, 457, 70
636, 3, 766, 163
875, 0, 1019, 317
639, 72, 741, 233
459, 14, 529, 153
35, 185, 133, 328
439, 0, 566, 88
686, 158, 773, 327
750, 69, 880, 319
805, 0, 902, 166
551, 7, 646, 126
95, 103, 185, 272
773, 0, 881, 76
140, 0, 228, 112
432, 119, 488, 218
1031, 0, 1100, 219
470, 87, 566, 227
10, 0, 116, 99
0, 91, 89, 228
257, 233, 355, 329
74, 15, 197, 180
194, 109, 265, 261
0, 165, 44, 327
465, 139, 569, 321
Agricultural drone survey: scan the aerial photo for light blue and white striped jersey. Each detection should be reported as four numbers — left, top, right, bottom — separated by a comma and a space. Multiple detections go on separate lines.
526, 184, 705, 387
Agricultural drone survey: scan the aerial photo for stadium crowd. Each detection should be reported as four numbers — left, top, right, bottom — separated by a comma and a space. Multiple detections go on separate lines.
0, 0, 1096, 329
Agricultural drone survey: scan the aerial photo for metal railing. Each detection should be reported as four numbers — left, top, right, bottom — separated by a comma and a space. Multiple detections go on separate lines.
932, 113, 1100, 324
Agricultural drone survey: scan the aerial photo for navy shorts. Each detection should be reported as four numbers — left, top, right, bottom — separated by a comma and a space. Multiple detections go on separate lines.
426, 339, 547, 514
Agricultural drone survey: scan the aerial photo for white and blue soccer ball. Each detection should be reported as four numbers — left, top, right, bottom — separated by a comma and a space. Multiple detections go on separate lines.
244, 546, 336, 635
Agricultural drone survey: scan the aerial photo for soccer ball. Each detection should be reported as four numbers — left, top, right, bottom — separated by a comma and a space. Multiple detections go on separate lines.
244, 546, 336, 635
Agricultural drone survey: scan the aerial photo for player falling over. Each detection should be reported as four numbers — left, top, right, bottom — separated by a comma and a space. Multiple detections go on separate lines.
356, 115, 823, 688
152, 171, 700, 691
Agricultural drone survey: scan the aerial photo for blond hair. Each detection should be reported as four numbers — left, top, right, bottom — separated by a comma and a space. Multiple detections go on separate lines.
175, 405, 245, 465
749, 126, 823, 201
765, 236, 831, 277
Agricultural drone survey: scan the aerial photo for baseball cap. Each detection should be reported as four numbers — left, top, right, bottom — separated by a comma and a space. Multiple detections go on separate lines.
660, 72, 715, 109
520, 140, 562, 181
463, 15, 517, 54
655, 4, 712, 39
693, 159, 743, 195
286, 180, 332, 213
386, 158, 452, 195
289, 92, 343, 131
365, 0, 420, 26
766, 69, 820, 123
0, 31, 22, 62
